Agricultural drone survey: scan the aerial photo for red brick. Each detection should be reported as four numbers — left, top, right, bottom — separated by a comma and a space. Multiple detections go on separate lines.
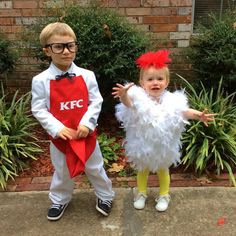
13, 1, 38, 9
151, 24, 177, 32
1, 185, 17, 192
31, 176, 52, 184
15, 183, 50, 191
171, 180, 202, 187
0, 18, 15, 25
0, 1, 13, 9
0, 25, 22, 33
148, 181, 159, 187
170, 0, 192, 7
104, 0, 140, 7
118, 0, 140, 7
209, 181, 232, 187
171, 173, 197, 180
152, 7, 177, 16
0, 9, 21, 17
126, 16, 142, 24
143, 16, 170, 24
147, 175, 156, 181
150, 32, 169, 39
39, 0, 46, 8
101, 0, 119, 7
214, 173, 234, 180
22, 8, 44, 17
116, 176, 136, 182
126, 7, 151, 16
170, 15, 191, 23
128, 181, 137, 187
144, 0, 170, 7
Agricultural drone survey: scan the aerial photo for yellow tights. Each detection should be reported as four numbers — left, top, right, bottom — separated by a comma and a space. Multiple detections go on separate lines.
137, 168, 170, 195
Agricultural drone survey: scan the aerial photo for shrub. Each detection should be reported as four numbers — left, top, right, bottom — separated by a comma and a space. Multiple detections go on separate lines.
97, 133, 123, 169
0, 34, 19, 75
185, 10, 236, 93
23, 3, 151, 112
0, 86, 42, 189
178, 75, 236, 186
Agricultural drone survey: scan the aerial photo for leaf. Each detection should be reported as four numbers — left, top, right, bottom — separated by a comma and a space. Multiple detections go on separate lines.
107, 163, 124, 173
196, 175, 213, 184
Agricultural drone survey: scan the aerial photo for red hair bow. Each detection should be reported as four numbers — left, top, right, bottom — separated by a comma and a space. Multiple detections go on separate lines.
136, 50, 171, 69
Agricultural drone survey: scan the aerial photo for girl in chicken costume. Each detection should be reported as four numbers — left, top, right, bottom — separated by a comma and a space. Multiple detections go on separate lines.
112, 50, 215, 211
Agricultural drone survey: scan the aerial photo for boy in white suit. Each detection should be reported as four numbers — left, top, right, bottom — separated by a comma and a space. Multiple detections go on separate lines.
31, 22, 114, 221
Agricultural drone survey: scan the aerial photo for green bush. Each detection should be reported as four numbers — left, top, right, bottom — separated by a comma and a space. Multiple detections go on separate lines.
185, 10, 236, 93
23, 3, 151, 112
0, 34, 19, 75
178, 75, 236, 186
0, 86, 42, 189
97, 133, 123, 169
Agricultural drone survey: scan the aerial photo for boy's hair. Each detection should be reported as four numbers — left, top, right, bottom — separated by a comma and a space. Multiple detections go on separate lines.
139, 67, 170, 83
39, 22, 77, 47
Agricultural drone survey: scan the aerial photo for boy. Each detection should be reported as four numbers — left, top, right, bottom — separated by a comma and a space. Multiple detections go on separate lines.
31, 22, 114, 221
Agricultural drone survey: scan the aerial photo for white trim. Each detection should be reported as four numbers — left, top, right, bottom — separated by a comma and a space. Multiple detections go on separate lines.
191, 0, 196, 34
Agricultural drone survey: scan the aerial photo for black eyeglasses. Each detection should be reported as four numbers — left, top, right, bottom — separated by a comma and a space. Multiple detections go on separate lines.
45, 41, 78, 54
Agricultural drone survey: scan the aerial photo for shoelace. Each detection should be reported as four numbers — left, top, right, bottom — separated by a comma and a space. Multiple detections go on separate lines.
51, 204, 63, 209
134, 193, 147, 201
100, 200, 112, 207
55, 72, 76, 81
156, 195, 170, 202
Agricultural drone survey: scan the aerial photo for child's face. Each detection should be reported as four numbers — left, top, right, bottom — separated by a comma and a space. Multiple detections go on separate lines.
140, 67, 169, 99
43, 34, 77, 71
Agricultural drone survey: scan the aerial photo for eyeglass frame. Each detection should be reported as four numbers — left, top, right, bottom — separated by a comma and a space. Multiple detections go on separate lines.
45, 41, 78, 54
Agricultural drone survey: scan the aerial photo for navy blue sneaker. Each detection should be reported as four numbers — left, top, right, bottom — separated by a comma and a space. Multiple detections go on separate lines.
96, 198, 112, 216
47, 203, 68, 221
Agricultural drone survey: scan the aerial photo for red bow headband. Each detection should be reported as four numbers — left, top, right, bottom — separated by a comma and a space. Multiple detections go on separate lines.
136, 49, 171, 69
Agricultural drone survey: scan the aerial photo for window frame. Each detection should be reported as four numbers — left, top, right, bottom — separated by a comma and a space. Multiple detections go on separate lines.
192, 0, 234, 33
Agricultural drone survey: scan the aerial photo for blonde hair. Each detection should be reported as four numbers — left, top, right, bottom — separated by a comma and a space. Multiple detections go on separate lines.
139, 66, 170, 84
39, 22, 77, 47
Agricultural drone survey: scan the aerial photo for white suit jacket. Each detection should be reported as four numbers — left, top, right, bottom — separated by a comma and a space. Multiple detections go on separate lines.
31, 62, 103, 138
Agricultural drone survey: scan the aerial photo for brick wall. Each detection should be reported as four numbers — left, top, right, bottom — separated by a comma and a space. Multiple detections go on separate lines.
0, 0, 193, 94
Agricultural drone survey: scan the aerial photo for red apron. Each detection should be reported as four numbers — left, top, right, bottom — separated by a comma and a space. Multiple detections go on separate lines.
49, 76, 96, 178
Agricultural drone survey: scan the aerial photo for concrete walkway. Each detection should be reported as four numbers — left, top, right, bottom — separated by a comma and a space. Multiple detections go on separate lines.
1, 187, 236, 236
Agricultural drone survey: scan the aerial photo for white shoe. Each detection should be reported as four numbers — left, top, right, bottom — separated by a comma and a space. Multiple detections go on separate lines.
133, 193, 147, 210
155, 194, 171, 212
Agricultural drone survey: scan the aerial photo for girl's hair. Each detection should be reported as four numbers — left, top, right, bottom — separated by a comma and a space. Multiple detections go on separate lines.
39, 22, 77, 47
139, 66, 170, 83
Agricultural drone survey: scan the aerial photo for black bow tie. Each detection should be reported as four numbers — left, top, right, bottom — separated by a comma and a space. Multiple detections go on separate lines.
55, 72, 76, 81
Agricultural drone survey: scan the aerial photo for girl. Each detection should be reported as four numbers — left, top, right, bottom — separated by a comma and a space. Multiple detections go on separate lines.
112, 50, 214, 211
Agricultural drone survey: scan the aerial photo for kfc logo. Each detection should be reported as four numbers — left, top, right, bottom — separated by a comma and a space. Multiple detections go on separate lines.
60, 99, 84, 110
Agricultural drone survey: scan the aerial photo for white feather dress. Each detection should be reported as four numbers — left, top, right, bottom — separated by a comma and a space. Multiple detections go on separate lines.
115, 85, 189, 172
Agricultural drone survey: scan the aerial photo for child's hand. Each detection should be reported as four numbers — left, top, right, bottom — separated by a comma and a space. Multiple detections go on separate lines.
77, 125, 89, 139
112, 83, 134, 99
58, 127, 78, 140
198, 109, 216, 127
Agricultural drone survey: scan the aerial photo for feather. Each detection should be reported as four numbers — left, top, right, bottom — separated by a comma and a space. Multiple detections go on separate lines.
136, 50, 172, 69
115, 85, 189, 172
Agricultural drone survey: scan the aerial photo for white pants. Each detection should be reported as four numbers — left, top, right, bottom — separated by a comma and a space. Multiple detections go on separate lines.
49, 141, 115, 205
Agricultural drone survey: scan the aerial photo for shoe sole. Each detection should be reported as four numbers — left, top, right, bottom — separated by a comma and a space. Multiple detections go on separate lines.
134, 205, 145, 210
96, 205, 109, 216
155, 202, 170, 212
47, 203, 69, 221
155, 206, 168, 212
